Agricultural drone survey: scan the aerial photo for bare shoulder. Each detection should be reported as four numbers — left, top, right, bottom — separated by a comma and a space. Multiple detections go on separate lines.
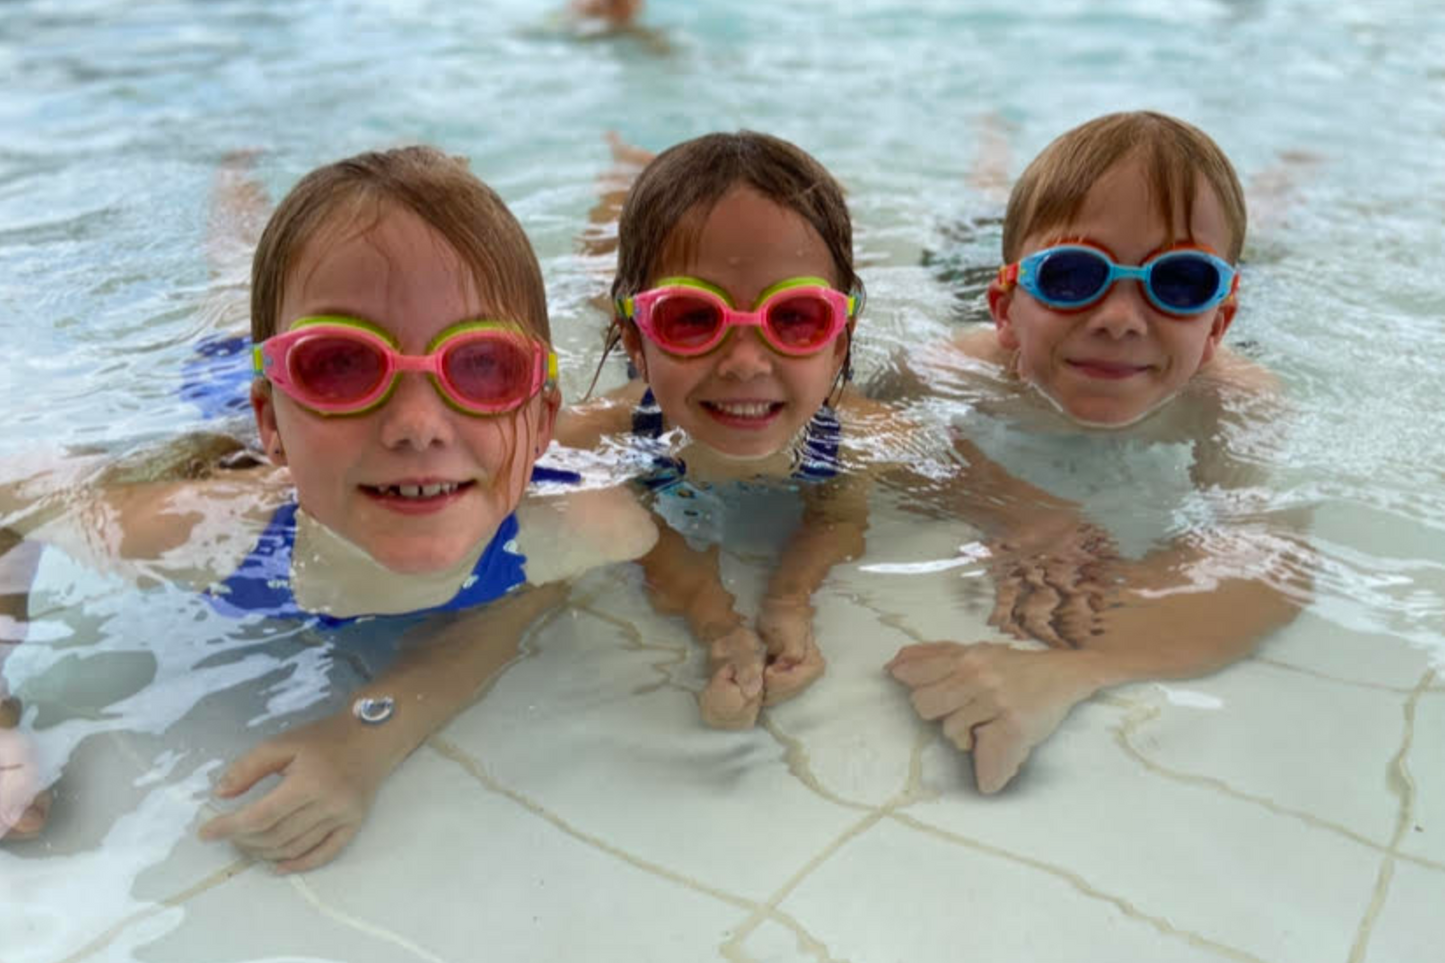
1199, 347, 1282, 399
514, 483, 657, 585
555, 380, 648, 451
947, 326, 1009, 365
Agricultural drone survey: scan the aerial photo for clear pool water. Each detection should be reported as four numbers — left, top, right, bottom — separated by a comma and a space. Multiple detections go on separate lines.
3, 2, 1444, 961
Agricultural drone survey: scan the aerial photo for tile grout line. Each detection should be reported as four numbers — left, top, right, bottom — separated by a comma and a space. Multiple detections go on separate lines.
429, 730, 871, 963
888, 811, 1275, 963
285, 876, 453, 963
58, 859, 252, 963
1113, 692, 1419, 862
426, 733, 759, 914
1345, 668, 1434, 963
1250, 655, 1420, 695
718, 728, 939, 961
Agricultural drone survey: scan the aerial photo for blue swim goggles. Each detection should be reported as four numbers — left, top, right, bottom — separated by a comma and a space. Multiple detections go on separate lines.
998, 242, 1238, 317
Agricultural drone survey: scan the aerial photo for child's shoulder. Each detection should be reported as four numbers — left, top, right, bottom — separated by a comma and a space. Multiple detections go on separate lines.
513, 483, 657, 586
555, 379, 650, 450
1200, 346, 1281, 397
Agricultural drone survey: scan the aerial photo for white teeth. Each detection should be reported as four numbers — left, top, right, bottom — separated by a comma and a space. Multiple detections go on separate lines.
374, 483, 460, 499
711, 401, 775, 418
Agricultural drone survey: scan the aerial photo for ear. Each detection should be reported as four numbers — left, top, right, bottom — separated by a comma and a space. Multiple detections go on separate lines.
619, 321, 648, 381
1199, 298, 1237, 366
534, 385, 561, 454
987, 278, 1021, 351
250, 379, 287, 466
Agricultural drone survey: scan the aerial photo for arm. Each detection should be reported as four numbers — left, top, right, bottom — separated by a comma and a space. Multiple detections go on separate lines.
0, 525, 49, 840
635, 516, 767, 728
754, 471, 871, 703
890, 476, 1312, 795
199, 582, 566, 873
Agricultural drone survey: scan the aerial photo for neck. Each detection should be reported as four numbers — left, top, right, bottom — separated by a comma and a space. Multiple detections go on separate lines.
289, 507, 491, 618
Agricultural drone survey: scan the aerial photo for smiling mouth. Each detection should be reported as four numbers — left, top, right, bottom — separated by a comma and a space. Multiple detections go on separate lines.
1067, 360, 1152, 379
702, 400, 784, 420
361, 481, 474, 501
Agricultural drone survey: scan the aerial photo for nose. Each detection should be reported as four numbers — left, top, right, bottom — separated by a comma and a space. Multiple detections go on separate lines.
376, 373, 456, 450
1084, 280, 1152, 339
712, 328, 774, 380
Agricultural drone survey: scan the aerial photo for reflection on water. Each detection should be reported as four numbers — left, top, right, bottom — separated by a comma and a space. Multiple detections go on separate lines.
4, 0, 1445, 961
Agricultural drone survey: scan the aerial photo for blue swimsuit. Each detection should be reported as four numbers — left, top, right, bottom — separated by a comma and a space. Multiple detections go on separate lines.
205, 504, 527, 627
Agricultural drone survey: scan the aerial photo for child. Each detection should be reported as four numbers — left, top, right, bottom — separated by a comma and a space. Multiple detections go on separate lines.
560, 131, 1102, 731
887, 111, 1311, 793
0, 146, 656, 869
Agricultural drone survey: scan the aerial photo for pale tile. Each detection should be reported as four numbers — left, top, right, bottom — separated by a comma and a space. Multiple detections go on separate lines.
141, 748, 746, 963
1362, 860, 1445, 963
772, 817, 1236, 963
902, 700, 1382, 963
442, 607, 867, 902
1399, 690, 1445, 866
1127, 659, 1407, 845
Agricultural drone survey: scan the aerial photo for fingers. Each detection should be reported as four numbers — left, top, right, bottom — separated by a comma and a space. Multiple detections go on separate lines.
0, 788, 50, 841
941, 700, 996, 752
275, 824, 359, 875
211, 741, 294, 800
886, 645, 961, 687
200, 782, 308, 844
971, 722, 1029, 794
250, 816, 344, 864
909, 678, 977, 722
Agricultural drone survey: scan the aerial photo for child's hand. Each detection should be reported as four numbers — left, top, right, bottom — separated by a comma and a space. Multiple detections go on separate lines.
886, 642, 1101, 794
199, 712, 392, 873
698, 625, 765, 729
0, 725, 50, 841
755, 595, 825, 706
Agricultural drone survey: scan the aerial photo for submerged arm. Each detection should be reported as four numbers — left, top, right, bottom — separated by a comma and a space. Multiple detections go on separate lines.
201, 582, 567, 872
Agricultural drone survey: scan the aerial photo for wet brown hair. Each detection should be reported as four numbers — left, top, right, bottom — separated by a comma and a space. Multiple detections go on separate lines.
250, 145, 549, 344
610, 130, 859, 303
1001, 111, 1248, 264
588, 131, 861, 396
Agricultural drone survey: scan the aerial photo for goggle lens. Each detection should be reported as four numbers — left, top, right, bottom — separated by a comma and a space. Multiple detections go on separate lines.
290, 335, 388, 403
766, 294, 835, 350
1035, 250, 1111, 305
442, 336, 535, 407
653, 295, 725, 350
1149, 253, 1222, 312
1016, 245, 1233, 316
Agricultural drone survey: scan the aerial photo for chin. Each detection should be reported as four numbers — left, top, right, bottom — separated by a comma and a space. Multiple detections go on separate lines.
369, 537, 477, 575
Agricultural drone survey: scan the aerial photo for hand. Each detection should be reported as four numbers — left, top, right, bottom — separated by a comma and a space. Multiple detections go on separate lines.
0, 724, 50, 841
199, 711, 394, 873
755, 595, 825, 706
886, 642, 1101, 793
697, 625, 765, 729
986, 518, 1116, 647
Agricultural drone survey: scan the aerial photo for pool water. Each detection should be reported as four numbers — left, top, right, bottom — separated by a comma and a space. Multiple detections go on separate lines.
3, 1, 1444, 961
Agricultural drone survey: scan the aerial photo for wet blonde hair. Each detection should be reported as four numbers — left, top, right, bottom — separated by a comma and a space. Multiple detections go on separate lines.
250, 145, 549, 343
1001, 111, 1247, 263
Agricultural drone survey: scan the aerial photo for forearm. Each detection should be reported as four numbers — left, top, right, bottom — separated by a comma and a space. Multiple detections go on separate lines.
335, 583, 567, 769
637, 522, 743, 641
0, 527, 43, 702
1074, 560, 1302, 691
765, 515, 866, 602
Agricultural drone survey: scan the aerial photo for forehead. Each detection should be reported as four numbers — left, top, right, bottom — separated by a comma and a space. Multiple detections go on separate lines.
660, 186, 837, 301
282, 205, 486, 330
1040, 156, 1232, 257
